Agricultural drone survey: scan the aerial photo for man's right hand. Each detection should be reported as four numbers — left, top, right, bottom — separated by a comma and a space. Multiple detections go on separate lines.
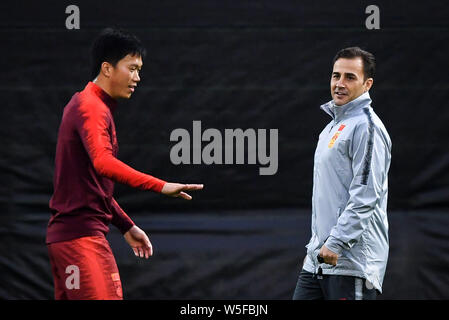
319, 245, 338, 266
161, 183, 204, 200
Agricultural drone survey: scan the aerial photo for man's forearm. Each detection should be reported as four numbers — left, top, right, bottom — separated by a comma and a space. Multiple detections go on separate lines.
110, 197, 135, 234
94, 153, 166, 192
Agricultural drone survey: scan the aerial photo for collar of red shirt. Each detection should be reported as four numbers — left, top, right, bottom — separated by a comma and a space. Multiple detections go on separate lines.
86, 81, 118, 112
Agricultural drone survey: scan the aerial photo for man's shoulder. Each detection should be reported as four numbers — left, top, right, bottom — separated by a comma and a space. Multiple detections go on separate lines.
348, 106, 386, 130
362, 107, 390, 137
78, 89, 111, 116
348, 107, 391, 147
61, 91, 111, 130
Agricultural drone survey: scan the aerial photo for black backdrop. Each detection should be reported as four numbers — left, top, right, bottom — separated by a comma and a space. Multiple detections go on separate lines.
0, 0, 448, 299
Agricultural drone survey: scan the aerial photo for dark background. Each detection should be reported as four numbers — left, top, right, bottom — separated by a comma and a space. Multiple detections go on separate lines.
0, 0, 448, 299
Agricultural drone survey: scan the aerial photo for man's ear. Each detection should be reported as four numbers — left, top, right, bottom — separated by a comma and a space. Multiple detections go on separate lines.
100, 62, 113, 78
364, 78, 374, 92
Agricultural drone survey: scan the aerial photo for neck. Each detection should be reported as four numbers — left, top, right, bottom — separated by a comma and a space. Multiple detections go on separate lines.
93, 76, 115, 99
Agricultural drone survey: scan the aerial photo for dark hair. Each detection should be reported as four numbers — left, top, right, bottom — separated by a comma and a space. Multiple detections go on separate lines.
90, 28, 146, 78
332, 47, 375, 80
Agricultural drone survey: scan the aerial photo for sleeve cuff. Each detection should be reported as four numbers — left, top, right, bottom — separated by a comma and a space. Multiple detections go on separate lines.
144, 177, 166, 193
324, 236, 345, 255
117, 220, 135, 235
155, 180, 167, 193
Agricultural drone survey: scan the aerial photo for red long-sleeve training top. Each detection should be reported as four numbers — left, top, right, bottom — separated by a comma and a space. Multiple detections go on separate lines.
46, 82, 166, 244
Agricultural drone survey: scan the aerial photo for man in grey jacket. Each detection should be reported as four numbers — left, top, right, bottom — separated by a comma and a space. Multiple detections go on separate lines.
293, 47, 391, 300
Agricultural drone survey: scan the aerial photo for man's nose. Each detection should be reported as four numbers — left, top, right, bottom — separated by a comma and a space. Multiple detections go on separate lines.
335, 80, 345, 89
134, 72, 140, 82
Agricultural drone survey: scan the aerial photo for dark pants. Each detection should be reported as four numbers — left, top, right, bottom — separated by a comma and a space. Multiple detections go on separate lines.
292, 270, 378, 300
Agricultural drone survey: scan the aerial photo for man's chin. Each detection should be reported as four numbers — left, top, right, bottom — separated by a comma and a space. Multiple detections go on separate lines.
333, 96, 349, 106
118, 93, 133, 99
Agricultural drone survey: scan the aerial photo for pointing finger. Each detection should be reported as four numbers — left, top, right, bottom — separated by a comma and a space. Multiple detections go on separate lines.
183, 184, 204, 191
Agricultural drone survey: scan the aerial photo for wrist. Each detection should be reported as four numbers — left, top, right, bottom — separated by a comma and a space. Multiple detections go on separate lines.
324, 236, 344, 255
123, 223, 136, 235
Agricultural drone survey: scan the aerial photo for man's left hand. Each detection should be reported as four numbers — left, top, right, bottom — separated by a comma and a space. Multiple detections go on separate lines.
319, 245, 338, 266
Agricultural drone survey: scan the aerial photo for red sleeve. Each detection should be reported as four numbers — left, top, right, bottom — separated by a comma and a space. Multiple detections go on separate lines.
110, 197, 135, 234
77, 101, 166, 192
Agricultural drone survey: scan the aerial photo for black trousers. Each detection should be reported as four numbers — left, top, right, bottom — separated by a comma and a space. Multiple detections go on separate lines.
292, 270, 378, 300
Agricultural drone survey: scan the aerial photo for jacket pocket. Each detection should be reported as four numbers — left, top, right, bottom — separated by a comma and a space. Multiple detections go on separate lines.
306, 234, 318, 254
336, 139, 348, 155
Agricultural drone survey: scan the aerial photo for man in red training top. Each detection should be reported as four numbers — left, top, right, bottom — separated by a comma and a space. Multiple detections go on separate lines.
46, 28, 203, 300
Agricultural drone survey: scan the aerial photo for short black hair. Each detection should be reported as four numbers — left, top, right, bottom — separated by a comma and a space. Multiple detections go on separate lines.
332, 47, 375, 80
90, 27, 146, 78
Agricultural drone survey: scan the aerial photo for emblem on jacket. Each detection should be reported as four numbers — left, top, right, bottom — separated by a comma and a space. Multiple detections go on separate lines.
328, 124, 346, 148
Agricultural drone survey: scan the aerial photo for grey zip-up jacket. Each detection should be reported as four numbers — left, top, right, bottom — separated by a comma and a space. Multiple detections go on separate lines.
302, 92, 391, 293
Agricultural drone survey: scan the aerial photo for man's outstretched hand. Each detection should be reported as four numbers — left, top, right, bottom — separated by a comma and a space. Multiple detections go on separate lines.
161, 183, 204, 200
124, 225, 153, 259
